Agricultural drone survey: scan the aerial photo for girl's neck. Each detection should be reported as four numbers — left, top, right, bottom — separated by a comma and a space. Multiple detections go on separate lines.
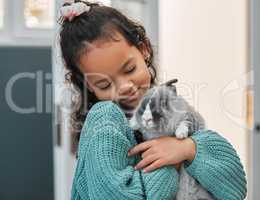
114, 101, 136, 119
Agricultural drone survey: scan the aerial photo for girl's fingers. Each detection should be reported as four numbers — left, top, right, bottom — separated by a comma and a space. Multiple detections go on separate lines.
128, 141, 152, 156
141, 148, 153, 158
143, 159, 164, 173
135, 155, 158, 170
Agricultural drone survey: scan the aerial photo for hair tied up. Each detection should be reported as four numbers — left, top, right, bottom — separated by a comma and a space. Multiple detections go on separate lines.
60, 1, 90, 22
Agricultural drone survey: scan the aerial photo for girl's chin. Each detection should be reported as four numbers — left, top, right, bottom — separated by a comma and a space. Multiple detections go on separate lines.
117, 99, 140, 115
118, 92, 142, 109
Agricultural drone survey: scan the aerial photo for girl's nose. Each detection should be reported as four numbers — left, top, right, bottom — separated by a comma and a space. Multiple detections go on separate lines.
118, 82, 136, 97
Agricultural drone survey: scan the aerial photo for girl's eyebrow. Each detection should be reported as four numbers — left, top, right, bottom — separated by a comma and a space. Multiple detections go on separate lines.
94, 57, 134, 85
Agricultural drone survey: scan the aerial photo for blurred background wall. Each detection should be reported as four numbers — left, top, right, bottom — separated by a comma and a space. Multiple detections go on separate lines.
159, 0, 250, 187
0, 0, 54, 199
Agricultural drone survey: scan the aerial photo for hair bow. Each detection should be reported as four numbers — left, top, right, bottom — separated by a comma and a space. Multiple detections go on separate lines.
60, 2, 90, 22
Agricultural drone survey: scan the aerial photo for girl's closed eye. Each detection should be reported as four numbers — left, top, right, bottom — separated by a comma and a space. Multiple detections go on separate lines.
97, 66, 136, 90
99, 67, 136, 90
97, 82, 111, 90
125, 66, 136, 74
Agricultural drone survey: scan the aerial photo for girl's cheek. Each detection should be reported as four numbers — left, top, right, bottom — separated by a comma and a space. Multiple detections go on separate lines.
140, 66, 151, 84
95, 92, 110, 100
95, 89, 117, 101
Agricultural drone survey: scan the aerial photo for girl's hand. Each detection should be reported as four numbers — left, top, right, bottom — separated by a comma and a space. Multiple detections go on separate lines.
128, 136, 196, 173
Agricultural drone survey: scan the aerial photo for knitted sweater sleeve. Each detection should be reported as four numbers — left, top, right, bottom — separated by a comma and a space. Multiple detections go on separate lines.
82, 101, 179, 200
184, 129, 247, 200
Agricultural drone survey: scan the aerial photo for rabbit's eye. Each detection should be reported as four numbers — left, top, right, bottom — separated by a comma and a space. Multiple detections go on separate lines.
152, 110, 162, 120
138, 106, 145, 115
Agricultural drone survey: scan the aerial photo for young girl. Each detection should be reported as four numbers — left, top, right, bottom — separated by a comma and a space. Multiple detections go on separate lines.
59, 1, 247, 199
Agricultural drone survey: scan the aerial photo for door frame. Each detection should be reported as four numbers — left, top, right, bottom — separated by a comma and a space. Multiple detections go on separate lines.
250, 0, 260, 199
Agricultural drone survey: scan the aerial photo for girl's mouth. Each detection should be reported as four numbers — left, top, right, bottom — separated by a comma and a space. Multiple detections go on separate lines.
120, 90, 140, 104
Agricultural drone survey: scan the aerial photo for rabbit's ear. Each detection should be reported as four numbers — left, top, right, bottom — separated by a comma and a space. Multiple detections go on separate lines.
164, 78, 178, 86
169, 85, 177, 95
161, 78, 178, 95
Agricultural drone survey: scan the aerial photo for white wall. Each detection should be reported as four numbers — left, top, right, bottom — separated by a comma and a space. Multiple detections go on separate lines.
159, 0, 249, 194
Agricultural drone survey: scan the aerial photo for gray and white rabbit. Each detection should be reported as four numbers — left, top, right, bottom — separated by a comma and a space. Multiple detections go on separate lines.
128, 79, 215, 200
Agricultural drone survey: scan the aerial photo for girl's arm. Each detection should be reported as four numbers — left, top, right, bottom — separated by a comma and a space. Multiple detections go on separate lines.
184, 130, 247, 200
130, 129, 247, 200
75, 101, 179, 200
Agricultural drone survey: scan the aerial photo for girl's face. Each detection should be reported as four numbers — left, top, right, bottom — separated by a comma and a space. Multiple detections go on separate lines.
79, 32, 151, 109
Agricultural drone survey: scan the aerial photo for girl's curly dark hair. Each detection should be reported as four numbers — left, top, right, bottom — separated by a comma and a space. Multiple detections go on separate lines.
59, 0, 158, 151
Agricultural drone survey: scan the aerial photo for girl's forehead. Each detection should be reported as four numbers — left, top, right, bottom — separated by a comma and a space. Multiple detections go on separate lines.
79, 35, 136, 79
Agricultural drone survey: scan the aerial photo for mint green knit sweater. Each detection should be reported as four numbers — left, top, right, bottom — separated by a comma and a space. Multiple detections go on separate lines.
71, 101, 247, 200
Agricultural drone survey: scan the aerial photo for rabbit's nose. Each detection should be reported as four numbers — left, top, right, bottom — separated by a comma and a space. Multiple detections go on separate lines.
142, 104, 153, 127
